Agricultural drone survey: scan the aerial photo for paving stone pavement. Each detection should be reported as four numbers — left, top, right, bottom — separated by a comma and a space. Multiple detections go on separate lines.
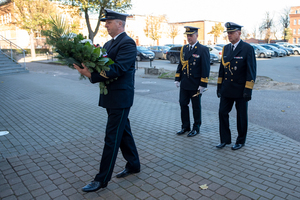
0, 64, 300, 200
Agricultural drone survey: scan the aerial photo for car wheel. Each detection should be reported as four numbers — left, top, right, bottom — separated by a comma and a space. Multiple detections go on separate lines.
170, 56, 176, 64
259, 53, 265, 58
294, 50, 299, 55
136, 55, 141, 61
274, 52, 278, 57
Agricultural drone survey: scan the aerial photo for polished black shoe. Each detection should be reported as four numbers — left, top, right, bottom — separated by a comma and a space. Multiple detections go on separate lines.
216, 143, 226, 148
176, 128, 190, 135
231, 143, 244, 150
82, 181, 108, 192
116, 168, 140, 178
187, 130, 199, 137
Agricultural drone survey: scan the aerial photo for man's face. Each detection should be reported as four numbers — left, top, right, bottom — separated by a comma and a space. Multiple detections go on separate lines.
105, 19, 121, 38
227, 31, 241, 44
187, 33, 198, 45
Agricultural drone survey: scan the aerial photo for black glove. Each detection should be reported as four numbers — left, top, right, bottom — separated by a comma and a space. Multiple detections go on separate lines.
217, 85, 221, 98
243, 92, 251, 101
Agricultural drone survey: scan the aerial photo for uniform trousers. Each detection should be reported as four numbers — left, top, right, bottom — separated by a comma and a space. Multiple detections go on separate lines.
219, 96, 248, 144
179, 88, 202, 131
94, 107, 140, 183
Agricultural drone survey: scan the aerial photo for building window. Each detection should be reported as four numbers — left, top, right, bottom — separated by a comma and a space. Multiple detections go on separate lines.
298, 38, 300, 44
293, 38, 296, 43
299, 19, 300, 25
294, 29, 296, 34
299, 29, 300, 35
294, 19, 297, 25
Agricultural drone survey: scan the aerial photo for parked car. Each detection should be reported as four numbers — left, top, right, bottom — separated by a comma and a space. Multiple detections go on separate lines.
268, 43, 293, 56
206, 45, 222, 61
251, 44, 272, 58
210, 53, 219, 65
215, 44, 226, 48
260, 44, 285, 57
167, 46, 182, 64
148, 46, 170, 59
136, 46, 155, 61
276, 42, 289, 45
294, 44, 300, 48
164, 44, 182, 48
281, 44, 300, 55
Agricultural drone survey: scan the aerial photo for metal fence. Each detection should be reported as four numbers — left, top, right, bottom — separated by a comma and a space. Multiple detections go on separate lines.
0, 34, 26, 68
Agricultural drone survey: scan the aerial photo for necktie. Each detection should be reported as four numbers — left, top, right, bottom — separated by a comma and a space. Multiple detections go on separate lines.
232, 44, 234, 52
189, 45, 192, 51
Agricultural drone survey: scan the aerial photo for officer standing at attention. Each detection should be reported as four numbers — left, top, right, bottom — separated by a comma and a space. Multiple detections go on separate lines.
175, 26, 210, 137
216, 22, 256, 150
74, 9, 140, 192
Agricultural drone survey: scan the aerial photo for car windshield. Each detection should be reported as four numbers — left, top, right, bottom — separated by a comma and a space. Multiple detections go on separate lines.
137, 46, 149, 51
162, 46, 170, 50
255, 45, 266, 50
214, 46, 222, 50
262, 45, 271, 49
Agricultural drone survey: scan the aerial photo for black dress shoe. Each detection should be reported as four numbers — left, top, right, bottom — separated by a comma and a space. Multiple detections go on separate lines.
116, 168, 140, 178
216, 143, 227, 148
231, 143, 244, 150
82, 181, 107, 192
187, 130, 199, 137
176, 128, 190, 135
216, 142, 231, 148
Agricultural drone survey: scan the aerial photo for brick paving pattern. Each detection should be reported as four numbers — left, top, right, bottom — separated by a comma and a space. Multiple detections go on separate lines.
0, 64, 300, 199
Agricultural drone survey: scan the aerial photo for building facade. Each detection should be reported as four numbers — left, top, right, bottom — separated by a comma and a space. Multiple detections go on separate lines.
1, 2, 226, 51
289, 6, 300, 44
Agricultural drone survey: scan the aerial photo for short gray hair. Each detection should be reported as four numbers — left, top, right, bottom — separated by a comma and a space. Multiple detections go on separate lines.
116, 19, 126, 28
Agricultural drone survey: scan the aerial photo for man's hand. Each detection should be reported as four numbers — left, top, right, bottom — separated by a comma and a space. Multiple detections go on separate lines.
198, 86, 206, 94
73, 63, 91, 78
243, 93, 251, 101
174, 81, 180, 88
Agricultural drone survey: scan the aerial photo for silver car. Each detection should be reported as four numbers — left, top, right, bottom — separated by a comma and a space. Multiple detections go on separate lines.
251, 44, 272, 58
282, 44, 300, 55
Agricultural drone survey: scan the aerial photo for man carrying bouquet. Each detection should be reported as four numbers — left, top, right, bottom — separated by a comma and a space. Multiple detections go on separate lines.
74, 9, 140, 193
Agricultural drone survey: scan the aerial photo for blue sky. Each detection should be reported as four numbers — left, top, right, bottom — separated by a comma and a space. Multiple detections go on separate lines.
129, 0, 299, 33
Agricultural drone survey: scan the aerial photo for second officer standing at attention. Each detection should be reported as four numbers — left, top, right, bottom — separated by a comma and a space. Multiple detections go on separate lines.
216, 22, 256, 150
175, 26, 210, 137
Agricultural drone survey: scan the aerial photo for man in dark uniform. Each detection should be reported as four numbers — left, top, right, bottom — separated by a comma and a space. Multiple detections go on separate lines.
216, 22, 256, 150
175, 26, 210, 137
74, 9, 140, 192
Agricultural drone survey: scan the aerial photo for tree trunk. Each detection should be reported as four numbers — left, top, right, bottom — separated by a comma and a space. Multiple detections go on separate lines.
30, 30, 36, 59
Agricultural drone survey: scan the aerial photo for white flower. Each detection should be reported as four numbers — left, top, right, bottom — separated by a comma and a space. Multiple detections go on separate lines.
80, 39, 93, 45
68, 33, 77, 39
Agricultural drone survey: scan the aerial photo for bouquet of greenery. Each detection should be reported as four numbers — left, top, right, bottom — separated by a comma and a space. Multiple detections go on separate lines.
42, 15, 115, 95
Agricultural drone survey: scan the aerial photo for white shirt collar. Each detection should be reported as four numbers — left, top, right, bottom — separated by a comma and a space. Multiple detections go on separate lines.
113, 31, 125, 40
231, 39, 241, 50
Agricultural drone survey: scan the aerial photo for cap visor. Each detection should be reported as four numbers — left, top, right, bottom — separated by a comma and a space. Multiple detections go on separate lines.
224, 29, 239, 33
184, 31, 196, 34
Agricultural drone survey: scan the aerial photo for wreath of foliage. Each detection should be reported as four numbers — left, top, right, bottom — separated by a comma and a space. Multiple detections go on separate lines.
42, 15, 115, 95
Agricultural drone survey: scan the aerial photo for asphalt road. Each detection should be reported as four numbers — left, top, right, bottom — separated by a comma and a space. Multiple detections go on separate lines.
134, 56, 300, 143
27, 55, 300, 143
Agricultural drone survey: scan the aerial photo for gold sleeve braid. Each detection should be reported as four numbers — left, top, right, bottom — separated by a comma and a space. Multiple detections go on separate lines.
245, 80, 255, 89
217, 77, 222, 84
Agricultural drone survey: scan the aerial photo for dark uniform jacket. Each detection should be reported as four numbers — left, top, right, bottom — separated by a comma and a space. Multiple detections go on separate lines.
175, 43, 210, 90
90, 32, 136, 108
217, 40, 256, 98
